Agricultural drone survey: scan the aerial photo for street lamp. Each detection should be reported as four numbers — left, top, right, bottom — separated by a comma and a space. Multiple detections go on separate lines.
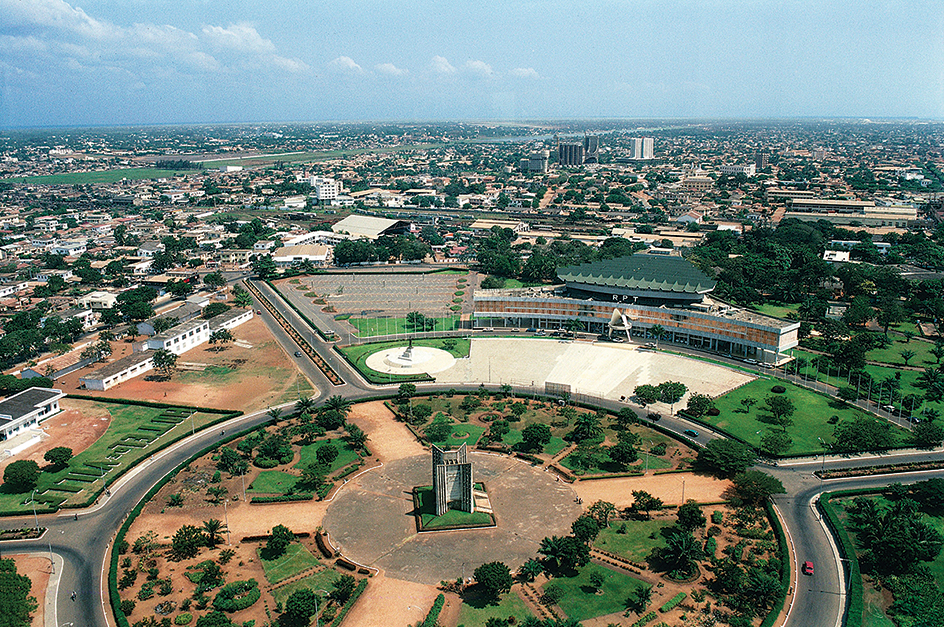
313, 589, 329, 627
30, 490, 38, 531
818, 437, 827, 474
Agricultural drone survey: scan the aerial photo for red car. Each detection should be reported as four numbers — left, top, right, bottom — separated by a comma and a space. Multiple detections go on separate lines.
802, 561, 814, 575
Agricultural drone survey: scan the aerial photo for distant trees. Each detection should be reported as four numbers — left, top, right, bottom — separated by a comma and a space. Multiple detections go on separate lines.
152, 349, 178, 379
698, 439, 756, 476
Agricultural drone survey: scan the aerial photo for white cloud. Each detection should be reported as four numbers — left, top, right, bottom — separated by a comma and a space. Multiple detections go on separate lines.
430, 55, 456, 74
273, 56, 309, 73
202, 24, 276, 54
464, 59, 494, 78
329, 56, 364, 73
510, 67, 539, 79
375, 62, 407, 76
0, 0, 306, 79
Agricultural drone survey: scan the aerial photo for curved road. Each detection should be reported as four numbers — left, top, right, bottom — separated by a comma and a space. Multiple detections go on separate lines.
2, 279, 943, 627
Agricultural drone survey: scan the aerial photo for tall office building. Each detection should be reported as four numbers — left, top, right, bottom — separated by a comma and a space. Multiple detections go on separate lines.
583, 135, 600, 164
754, 151, 769, 170
558, 142, 585, 166
631, 137, 654, 160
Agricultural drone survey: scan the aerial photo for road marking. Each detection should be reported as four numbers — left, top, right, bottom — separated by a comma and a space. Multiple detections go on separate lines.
810, 494, 845, 627
771, 502, 799, 627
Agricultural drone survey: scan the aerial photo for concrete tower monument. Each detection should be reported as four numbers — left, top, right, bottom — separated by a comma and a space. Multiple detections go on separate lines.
431, 443, 474, 516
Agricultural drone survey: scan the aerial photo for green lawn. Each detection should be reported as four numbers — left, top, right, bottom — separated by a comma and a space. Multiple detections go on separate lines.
338, 337, 470, 384
749, 303, 799, 320
349, 315, 462, 338
502, 278, 544, 289
430, 423, 487, 448
457, 591, 533, 627
247, 471, 298, 494
271, 570, 340, 606
0, 399, 225, 513
258, 543, 321, 584
414, 486, 493, 529
866, 338, 937, 368
594, 519, 672, 562
705, 378, 910, 455
295, 439, 360, 473
546, 565, 648, 622
792, 348, 944, 416
2, 168, 199, 184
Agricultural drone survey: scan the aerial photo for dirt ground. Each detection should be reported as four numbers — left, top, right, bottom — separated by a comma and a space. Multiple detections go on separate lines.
572, 471, 732, 508
345, 401, 425, 463
342, 572, 446, 627
9, 554, 50, 627
54, 316, 315, 412
0, 399, 111, 475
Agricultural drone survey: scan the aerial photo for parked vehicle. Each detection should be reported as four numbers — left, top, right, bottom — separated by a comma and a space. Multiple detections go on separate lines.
802, 561, 814, 575
684, 429, 699, 438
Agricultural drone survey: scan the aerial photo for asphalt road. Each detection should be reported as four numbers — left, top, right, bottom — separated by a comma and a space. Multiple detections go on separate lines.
1, 280, 942, 627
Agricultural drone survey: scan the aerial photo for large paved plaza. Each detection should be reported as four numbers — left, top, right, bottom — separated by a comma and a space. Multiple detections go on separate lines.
433, 338, 754, 402
288, 273, 470, 317
322, 452, 581, 585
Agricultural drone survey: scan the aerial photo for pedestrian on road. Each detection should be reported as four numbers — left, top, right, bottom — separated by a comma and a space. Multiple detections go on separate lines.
71, 591, 76, 601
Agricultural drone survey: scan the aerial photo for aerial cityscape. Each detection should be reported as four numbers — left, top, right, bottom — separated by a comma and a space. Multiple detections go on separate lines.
1, 2, 944, 627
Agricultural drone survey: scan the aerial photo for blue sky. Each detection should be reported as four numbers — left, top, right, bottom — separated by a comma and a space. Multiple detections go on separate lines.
1, 0, 942, 128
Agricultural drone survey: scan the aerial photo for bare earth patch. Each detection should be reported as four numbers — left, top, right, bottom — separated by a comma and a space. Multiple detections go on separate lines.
0, 399, 111, 475
346, 401, 425, 463
54, 316, 316, 412
342, 572, 445, 627
572, 471, 732, 508
9, 554, 50, 627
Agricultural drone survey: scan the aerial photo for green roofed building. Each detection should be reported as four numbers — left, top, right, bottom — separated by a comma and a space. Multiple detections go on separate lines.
558, 254, 716, 306
474, 252, 800, 365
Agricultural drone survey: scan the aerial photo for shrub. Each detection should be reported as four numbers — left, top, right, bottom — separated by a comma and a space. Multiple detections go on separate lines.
120, 599, 136, 616
212, 580, 261, 612
770, 385, 786, 394
660, 593, 686, 612
253, 457, 278, 469
711, 511, 723, 524
632, 612, 658, 627
704, 537, 717, 557
138, 582, 155, 601
706, 407, 720, 416
422, 594, 445, 627
174, 614, 193, 625
249, 494, 313, 504
542, 583, 563, 605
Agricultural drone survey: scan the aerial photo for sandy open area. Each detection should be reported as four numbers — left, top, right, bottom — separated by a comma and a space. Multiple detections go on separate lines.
0, 398, 111, 475
435, 338, 754, 403
572, 471, 731, 509
54, 316, 316, 412
345, 401, 425, 463
9, 554, 50, 627
342, 573, 446, 627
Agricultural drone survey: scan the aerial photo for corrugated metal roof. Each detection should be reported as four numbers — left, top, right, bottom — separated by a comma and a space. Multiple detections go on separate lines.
558, 254, 715, 294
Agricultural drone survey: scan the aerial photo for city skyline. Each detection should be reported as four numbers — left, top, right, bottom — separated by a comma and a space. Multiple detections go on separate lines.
1, 0, 943, 129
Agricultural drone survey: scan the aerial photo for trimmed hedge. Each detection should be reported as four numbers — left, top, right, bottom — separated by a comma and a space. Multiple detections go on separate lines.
759, 501, 793, 627
422, 594, 445, 627
250, 494, 313, 504
329, 578, 368, 627
660, 592, 686, 612
819, 490, 868, 627
213, 580, 260, 612
632, 611, 658, 627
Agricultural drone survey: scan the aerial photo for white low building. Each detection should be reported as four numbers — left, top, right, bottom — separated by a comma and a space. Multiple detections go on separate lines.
78, 291, 118, 310
272, 244, 330, 267
146, 319, 211, 355
0, 387, 65, 441
80, 352, 154, 392
208, 308, 253, 331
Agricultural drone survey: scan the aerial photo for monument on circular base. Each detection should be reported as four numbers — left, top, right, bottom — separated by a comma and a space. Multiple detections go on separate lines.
364, 339, 457, 376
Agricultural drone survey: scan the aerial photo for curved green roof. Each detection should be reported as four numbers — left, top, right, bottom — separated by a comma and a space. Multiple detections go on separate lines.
558, 254, 716, 294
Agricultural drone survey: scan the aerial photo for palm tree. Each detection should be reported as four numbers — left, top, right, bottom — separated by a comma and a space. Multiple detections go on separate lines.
295, 396, 316, 415
661, 530, 702, 576
650, 324, 665, 348
266, 406, 282, 421
572, 413, 603, 442
518, 558, 543, 582
323, 395, 353, 417
202, 518, 226, 547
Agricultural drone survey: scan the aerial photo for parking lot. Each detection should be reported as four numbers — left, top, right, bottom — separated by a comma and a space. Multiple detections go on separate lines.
287, 272, 472, 317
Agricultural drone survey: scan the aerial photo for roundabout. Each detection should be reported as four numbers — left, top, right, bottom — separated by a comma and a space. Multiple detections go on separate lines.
364, 343, 457, 376
321, 452, 582, 585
